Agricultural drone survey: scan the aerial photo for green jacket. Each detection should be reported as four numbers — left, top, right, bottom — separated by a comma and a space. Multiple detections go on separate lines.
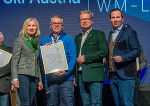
11, 36, 42, 82
75, 29, 108, 82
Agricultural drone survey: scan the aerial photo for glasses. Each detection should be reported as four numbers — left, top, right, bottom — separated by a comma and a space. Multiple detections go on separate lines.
80, 18, 91, 21
51, 22, 63, 25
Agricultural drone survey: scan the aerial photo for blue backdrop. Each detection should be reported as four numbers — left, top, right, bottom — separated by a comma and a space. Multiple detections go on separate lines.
0, 0, 149, 84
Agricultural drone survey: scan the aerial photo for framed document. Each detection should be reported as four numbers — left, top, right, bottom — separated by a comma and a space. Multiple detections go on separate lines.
40, 42, 68, 74
0, 49, 12, 67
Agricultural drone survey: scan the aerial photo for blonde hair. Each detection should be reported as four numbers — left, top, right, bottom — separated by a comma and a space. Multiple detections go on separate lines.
19, 18, 40, 37
79, 10, 93, 20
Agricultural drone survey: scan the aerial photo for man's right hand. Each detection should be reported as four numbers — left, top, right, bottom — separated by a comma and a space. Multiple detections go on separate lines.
77, 55, 85, 64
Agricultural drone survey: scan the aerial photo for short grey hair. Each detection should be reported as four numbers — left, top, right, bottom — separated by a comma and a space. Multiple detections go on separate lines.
0, 32, 4, 39
50, 15, 64, 23
79, 10, 93, 20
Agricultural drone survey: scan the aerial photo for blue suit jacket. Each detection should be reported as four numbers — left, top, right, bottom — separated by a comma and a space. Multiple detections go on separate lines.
108, 24, 141, 79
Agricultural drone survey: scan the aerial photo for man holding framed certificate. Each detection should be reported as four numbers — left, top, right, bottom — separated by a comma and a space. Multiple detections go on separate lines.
41, 15, 76, 106
0, 32, 12, 106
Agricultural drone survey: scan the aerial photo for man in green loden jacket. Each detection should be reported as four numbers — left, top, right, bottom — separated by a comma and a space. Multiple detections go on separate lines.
74, 10, 108, 106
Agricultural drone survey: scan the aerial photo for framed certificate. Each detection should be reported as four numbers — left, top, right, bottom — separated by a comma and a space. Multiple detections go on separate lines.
0, 49, 12, 67
40, 42, 68, 74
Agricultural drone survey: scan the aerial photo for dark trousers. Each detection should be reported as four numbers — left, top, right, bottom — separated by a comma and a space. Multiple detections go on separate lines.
18, 75, 38, 106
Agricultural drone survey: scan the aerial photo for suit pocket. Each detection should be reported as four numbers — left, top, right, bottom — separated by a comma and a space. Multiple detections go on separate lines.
91, 63, 103, 68
86, 41, 96, 47
118, 40, 126, 50
18, 59, 30, 69
86, 63, 103, 69
124, 61, 136, 77
84, 41, 97, 51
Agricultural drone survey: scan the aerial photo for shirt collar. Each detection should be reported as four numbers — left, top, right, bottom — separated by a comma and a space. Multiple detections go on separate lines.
112, 24, 123, 33
82, 27, 92, 35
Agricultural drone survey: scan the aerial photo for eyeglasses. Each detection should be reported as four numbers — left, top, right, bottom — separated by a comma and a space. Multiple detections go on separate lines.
80, 18, 92, 21
51, 22, 63, 25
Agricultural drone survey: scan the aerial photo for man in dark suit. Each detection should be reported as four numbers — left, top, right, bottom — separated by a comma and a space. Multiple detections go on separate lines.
108, 8, 141, 106
74, 10, 108, 106
0, 32, 12, 106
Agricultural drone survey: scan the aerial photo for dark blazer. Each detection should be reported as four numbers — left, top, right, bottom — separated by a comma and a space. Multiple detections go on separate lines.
0, 44, 12, 93
75, 29, 108, 82
108, 24, 141, 79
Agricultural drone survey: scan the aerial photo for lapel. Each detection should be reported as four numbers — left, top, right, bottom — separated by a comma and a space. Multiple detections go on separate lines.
114, 25, 126, 47
77, 33, 82, 51
82, 29, 93, 47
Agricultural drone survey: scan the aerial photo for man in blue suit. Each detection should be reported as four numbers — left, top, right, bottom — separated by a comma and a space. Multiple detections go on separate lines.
108, 8, 141, 106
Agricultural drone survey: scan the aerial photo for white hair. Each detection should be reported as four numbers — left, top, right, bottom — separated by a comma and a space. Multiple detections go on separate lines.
0, 32, 4, 39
